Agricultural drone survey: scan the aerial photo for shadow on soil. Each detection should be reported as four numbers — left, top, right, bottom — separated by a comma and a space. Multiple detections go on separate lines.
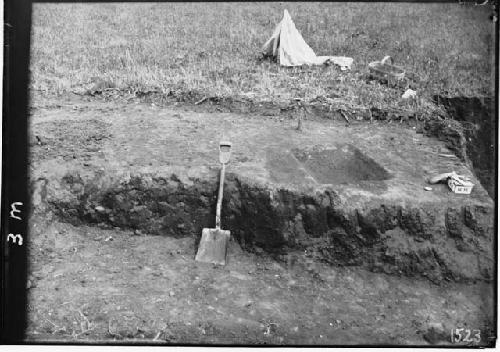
433, 96, 496, 198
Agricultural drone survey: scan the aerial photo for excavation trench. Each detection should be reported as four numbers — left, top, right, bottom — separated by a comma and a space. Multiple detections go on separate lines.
29, 98, 494, 286
34, 166, 493, 285
433, 96, 496, 198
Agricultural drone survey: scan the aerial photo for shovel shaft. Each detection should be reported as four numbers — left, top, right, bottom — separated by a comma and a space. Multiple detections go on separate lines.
215, 163, 226, 229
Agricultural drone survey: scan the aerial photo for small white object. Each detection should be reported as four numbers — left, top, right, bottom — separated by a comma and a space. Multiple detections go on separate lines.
95, 205, 106, 213
402, 89, 417, 99
424, 186, 432, 191
447, 174, 474, 194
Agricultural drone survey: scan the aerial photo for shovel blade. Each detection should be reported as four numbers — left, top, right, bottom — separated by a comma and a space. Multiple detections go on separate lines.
219, 141, 232, 164
195, 228, 231, 265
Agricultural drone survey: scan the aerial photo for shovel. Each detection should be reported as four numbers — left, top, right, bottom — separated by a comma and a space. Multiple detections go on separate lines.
195, 141, 232, 265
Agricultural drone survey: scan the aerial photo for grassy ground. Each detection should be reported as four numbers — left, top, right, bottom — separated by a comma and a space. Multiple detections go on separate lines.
30, 2, 495, 112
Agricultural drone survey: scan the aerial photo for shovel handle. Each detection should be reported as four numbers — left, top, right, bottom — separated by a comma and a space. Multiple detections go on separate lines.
215, 163, 226, 229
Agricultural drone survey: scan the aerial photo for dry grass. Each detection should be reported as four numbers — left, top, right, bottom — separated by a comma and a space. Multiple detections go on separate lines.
30, 2, 495, 111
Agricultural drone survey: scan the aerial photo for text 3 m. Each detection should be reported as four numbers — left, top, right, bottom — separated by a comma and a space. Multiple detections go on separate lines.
6, 202, 24, 246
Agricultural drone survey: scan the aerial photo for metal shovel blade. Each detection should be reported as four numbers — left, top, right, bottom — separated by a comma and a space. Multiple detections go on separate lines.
195, 228, 231, 265
219, 141, 232, 164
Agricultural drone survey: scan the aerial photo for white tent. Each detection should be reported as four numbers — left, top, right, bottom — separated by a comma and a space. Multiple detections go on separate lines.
262, 9, 353, 70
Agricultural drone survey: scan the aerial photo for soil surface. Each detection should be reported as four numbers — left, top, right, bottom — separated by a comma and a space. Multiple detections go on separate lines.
26, 217, 494, 345
26, 93, 495, 345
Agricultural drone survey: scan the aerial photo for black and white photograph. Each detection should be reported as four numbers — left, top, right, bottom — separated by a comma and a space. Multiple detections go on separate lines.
2, 0, 498, 347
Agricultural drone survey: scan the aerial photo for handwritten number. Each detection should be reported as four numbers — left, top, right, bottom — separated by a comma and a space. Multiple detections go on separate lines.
10, 202, 23, 220
7, 233, 23, 246
452, 328, 481, 344
473, 330, 481, 343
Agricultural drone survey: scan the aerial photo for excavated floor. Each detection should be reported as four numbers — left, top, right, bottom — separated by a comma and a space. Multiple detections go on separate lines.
26, 95, 495, 345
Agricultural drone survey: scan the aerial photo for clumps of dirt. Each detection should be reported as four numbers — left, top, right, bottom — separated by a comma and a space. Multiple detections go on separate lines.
47, 172, 217, 240
271, 200, 494, 284
38, 169, 494, 284
86, 87, 437, 123
29, 119, 111, 162
86, 79, 117, 96
138, 89, 289, 117
423, 117, 467, 162
363, 70, 421, 91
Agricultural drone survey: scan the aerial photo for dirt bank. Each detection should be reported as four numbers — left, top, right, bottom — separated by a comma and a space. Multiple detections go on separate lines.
30, 95, 494, 285
40, 172, 493, 285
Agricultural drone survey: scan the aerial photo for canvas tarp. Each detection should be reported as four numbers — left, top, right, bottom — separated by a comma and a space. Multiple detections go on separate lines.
262, 10, 353, 70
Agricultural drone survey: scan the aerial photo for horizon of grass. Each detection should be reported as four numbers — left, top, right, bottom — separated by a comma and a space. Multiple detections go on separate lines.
30, 2, 495, 113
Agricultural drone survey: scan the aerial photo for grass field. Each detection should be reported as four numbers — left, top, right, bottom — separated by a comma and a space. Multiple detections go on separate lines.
30, 2, 495, 112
